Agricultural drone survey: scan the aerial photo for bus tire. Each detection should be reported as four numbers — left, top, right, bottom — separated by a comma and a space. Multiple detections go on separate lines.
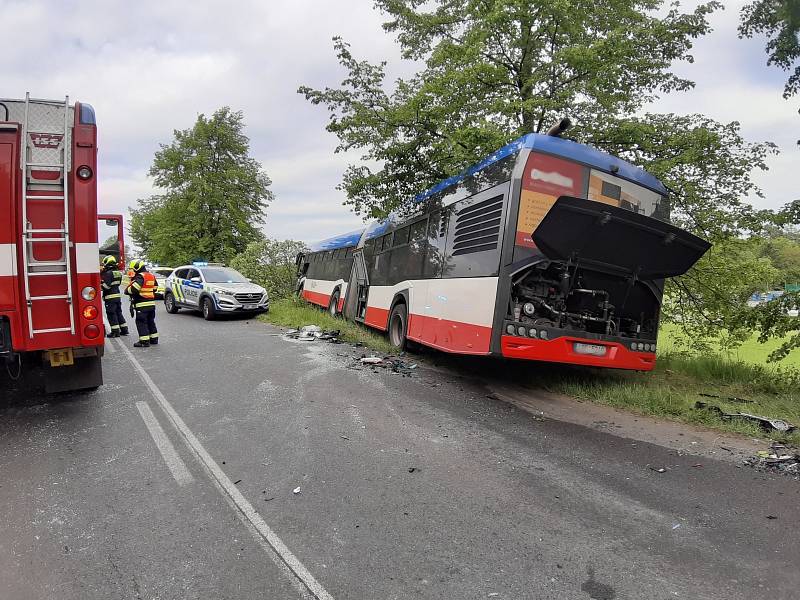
328, 290, 340, 317
388, 302, 408, 350
201, 297, 216, 321
164, 292, 180, 314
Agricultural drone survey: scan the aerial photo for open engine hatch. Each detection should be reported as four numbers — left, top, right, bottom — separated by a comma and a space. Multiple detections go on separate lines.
532, 196, 711, 279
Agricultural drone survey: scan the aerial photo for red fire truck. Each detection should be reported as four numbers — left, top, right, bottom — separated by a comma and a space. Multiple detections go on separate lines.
0, 93, 118, 393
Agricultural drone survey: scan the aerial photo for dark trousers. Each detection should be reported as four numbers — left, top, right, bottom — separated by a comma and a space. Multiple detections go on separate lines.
105, 300, 128, 333
135, 308, 158, 343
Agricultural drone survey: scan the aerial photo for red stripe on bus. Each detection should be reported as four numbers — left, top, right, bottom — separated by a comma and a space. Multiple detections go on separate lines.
302, 289, 330, 307
500, 335, 656, 371
407, 313, 492, 354
364, 306, 389, 330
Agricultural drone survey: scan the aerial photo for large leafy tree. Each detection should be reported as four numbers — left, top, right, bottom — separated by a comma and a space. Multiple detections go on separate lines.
300, 0, 721, 218
130, 108, 273, 265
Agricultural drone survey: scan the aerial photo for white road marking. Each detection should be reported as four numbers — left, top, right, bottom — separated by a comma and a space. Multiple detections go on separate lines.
135, 401, 194, 486
116, 339, 333, 600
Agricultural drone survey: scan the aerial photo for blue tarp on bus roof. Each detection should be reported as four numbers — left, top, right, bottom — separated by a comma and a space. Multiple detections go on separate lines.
413, 133, 668, 203
308, 228, 364, 252
312, 133, 669, 249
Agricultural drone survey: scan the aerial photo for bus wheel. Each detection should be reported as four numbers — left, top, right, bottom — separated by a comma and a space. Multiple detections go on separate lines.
388, 303, 408, 349
328, 291, 340, 317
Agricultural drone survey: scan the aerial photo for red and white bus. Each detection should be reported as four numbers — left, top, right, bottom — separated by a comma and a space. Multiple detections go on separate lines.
1, 94, 112, 393
298, 131, 710, 371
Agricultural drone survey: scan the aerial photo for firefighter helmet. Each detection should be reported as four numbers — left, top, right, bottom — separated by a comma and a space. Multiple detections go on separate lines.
129, 259, 145, 272
102, 255, 117, 267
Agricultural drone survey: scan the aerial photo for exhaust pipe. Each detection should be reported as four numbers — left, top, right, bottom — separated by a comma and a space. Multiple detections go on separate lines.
545, 117, 571, 137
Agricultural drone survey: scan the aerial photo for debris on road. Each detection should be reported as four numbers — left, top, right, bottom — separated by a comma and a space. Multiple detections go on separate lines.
340, 435, 350, 441
351, 355, 417, 376
650, 467, 667, 473
293, 486, 302, 494
284, 325, 341, 343
408, 467, 418, 473
694, 401, 796, 433
743, 442, 800, 478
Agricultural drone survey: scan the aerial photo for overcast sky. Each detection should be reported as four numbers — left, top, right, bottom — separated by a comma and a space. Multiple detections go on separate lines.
2, 0, 797, 247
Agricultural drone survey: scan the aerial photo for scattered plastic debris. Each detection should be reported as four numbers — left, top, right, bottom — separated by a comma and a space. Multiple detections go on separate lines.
743, 442, 800, 478
671, 523, 681, 530
649, 466, 667, 473
293, 486, 301, 494
285, 325, 341, 343
694, 401, 795, 433
352, 355, 417, 376
408, 467, 418, 473
340, 435, 350, 441
766, 515, 778, 520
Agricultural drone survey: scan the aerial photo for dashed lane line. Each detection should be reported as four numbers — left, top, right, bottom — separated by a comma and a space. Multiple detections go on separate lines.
115, 338, 333, 600
135, 400, 194, 486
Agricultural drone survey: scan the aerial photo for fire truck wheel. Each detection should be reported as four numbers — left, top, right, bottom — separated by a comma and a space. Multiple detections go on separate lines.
164, 292, 180, 314
201, 297, 217, 321
388, 302, 408, 350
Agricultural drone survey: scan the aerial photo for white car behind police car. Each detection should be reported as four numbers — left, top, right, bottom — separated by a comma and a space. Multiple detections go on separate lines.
164, 263, 269, 320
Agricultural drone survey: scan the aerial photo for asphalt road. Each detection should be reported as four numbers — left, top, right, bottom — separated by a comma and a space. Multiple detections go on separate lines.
1, 306, 798, 600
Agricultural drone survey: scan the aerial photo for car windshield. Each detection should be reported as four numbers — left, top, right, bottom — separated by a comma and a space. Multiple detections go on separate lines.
201, 267, 249, 283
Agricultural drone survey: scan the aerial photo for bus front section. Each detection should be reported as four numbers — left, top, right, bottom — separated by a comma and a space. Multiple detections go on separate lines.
499, 142, 710, 370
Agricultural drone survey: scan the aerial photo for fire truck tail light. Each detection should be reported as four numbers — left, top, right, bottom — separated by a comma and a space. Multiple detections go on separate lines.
84, 324, 100, 339
76, 165, 93, 180
82, 305, 98, 320
81, 286, 96, 301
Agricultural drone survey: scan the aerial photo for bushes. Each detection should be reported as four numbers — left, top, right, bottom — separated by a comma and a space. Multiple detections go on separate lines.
230, 239, 308, 300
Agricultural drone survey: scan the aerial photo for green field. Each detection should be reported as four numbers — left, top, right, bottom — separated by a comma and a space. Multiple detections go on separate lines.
658, 323, 800, 368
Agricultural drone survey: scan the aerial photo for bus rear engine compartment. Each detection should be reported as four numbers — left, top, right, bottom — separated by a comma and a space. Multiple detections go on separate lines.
507, 261, 660, 341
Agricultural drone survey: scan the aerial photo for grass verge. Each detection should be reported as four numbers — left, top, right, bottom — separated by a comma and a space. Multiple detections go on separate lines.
260, 296, 397, 355
261, 297, 799, 444
536, 353, 800, 445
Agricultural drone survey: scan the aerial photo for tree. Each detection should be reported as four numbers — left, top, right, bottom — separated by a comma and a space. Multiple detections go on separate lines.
230, 239, 309, 300
739, 0, 800, 101
130, 107, 273, 266
299, 0, 720, 218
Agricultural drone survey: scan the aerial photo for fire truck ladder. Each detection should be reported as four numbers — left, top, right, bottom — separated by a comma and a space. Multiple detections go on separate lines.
19, 93, 75, 337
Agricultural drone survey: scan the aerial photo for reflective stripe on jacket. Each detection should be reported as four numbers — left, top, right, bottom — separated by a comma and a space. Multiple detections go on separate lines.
130, 271, 158, 309
101, 268, 123, 301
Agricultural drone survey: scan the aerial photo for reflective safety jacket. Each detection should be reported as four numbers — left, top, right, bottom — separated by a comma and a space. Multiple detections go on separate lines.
128, 271, 158, 310
101, 267, 123, 301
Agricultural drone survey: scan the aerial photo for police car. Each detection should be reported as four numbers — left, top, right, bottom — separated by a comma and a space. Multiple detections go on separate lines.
164, 263, 269, 320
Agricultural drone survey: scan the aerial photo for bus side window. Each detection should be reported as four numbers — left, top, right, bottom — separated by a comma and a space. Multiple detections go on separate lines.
424, 210, 444, 279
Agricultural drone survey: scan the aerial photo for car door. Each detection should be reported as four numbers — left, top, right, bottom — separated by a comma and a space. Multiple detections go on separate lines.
181, 268, 203, 307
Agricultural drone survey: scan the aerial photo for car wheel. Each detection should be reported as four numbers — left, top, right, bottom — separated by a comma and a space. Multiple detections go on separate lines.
202, 297, 216, 321
328, 290, 340, 317
388, 303, 408, 350
164, 292, 179, 314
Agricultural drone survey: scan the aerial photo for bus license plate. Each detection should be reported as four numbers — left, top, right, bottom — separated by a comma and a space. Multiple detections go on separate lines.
243, 304, 258, 310
47, 348, 74, 367
573, 343, 607, 357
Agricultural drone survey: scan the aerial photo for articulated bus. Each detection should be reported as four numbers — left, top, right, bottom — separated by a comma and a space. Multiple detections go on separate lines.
297, 131, 710, 371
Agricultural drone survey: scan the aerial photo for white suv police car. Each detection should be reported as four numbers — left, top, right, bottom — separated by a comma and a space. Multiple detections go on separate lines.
164, 263, 269, 320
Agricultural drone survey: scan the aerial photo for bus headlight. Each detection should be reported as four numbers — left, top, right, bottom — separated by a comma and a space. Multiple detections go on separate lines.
539, 330, 549, 340
517, 326, 527, 337
81, 286, 96, 301
506, 324, 515, 335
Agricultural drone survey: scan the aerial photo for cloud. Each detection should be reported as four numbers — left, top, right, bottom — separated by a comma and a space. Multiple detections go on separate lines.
2, 0, 796, 254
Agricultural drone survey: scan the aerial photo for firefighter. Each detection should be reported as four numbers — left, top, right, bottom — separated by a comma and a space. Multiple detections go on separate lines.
100, 255, 129, 337
125, 260, 159, 347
